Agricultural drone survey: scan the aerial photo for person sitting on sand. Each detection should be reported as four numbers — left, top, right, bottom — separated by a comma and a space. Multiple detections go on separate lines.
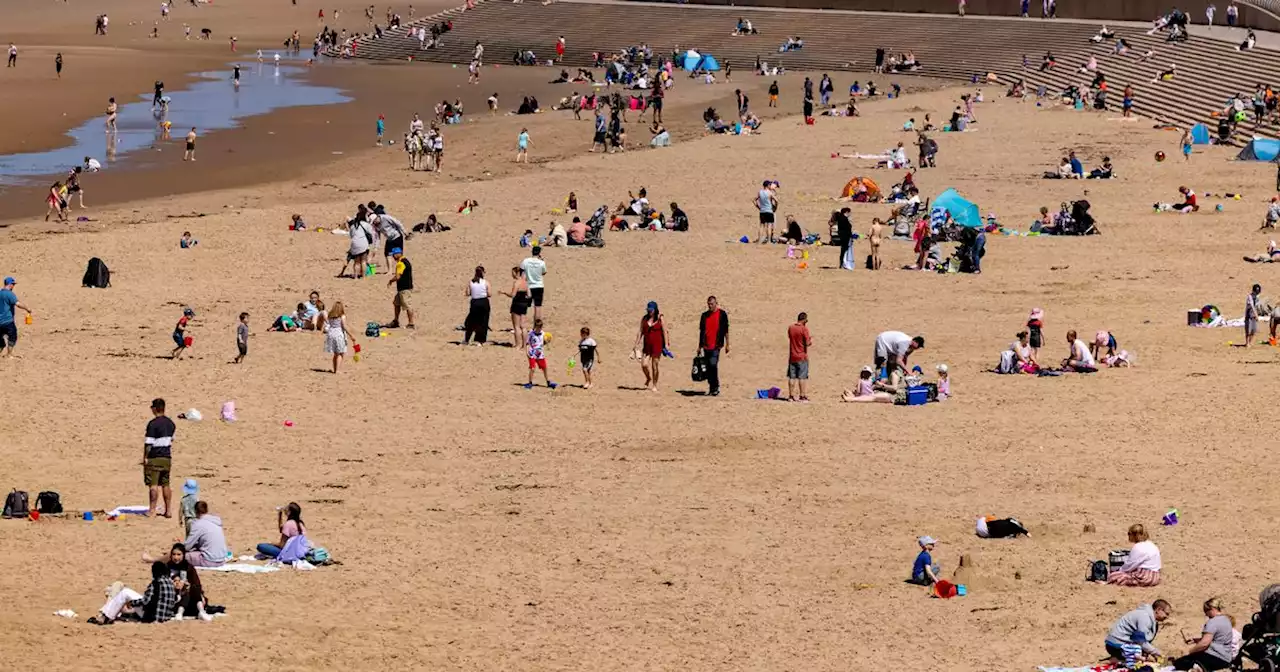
842, 365, 896, 402
170, 501, 227, 568
299, 291, 325, 330
669, 202, 689, 232
87, 561, 179, 625
782, 215, 804, 245
1172, 597, 1236, 672
257, 502, 308, 559
1044, 157, 1073, 179
1245, 240, 1280, 263
166, 542, 212, 619
907, 536, 941, 585
1087, 157, 1114, 179
1172, 186, 1198, 213
1061, 329, 1097, 372
1105, 600, 1172, 663
1108, 523, 1162, 587
650, 122, 670, 147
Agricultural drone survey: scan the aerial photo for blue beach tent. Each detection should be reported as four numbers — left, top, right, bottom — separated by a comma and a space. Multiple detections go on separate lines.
1236, 138, 1280, 162
1189, 123, 1211, 145
933, 188, 983, 228
681, 50, 721, 72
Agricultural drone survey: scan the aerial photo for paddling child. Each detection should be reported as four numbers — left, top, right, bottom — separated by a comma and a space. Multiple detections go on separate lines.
577, 326, 598, 389
869, 217, 884, 270
105, 97, 118, 132
171, 308, 194, 360
233, 64, 241, 89
524, 318, 556, 389
233, 312, 249, 363
184, 127, 197, 161
376, 114, 385, 146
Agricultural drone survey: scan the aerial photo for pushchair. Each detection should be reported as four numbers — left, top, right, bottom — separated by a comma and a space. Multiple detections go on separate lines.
583, 205, 608, 248
1234, 587, 1280, 671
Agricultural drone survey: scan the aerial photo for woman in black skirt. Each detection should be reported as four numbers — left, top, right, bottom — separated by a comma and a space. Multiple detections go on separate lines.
464, 266, 491, 346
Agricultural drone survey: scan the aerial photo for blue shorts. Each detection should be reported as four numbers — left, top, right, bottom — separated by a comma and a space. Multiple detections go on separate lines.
1182, 144, 1192, 155
0, 321, 16, 347
173, 331, 185, 348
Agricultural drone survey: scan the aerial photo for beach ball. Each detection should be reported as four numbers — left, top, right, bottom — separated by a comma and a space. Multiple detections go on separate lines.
1216, 204, 1225, 212
1155, 151, 1166, 162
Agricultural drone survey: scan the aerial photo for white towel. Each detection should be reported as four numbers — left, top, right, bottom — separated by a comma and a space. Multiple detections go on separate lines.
204, 563, 280, 574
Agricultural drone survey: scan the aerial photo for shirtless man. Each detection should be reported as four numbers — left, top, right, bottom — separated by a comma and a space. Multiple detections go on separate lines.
105, 97, 118, 132
869, 217, 884, 270
183, 127, 197, 161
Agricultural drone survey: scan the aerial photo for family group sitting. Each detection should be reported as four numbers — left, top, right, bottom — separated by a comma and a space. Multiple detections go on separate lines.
996, 317, 1130, 374
1033, 200, 1098, 235
1042, 151, 1112, 179
271, 290, 328, 332
841, 331, 950, 404
607, 189, 689, 232
1105, 597, 1241, 671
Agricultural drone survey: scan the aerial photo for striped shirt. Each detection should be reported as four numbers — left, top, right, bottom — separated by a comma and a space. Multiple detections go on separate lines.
145, 416, 176, 459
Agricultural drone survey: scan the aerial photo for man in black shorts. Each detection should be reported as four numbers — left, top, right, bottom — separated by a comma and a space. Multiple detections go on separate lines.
755, 180, 777, 243
520, 246, 548, 321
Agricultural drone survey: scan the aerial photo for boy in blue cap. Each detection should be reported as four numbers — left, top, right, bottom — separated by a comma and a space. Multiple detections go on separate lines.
0, 276, 33, 357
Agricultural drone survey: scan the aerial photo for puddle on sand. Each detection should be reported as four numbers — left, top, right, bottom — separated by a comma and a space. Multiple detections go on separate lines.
0, 59, 351, 185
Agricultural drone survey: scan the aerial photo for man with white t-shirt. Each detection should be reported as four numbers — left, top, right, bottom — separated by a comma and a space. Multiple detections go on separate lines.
874, 330, 924, 373
520, 247, 547, 321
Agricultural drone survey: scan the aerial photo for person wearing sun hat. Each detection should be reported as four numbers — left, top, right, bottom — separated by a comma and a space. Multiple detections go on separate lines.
0, 276, 33, 357
179, 479, 199, 535
909, 536, 941, 585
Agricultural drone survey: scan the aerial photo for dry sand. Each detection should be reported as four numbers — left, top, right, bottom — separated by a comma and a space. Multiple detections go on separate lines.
3, 2, 1280, 672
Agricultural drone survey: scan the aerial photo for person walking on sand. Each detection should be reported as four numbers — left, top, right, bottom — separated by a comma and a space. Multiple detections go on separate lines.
463, 265, 490, 346
0, 276, 34, 358
787, 312, 812, 401
521, 246, 548, 321
516, 127, 531, 163
233, 64, 241, 90
387, 248, 415, 330
171, 307, 194, 360
233, 312, 249, 363
376, 114, 385, 146
143, 398, 176, 518
524, 318, 556, 389
7, 43, 16, 68
1180, 127, 1192, 162
55, 53, 62, 79
633, 301, 667, 392
323, 301, 355, 373
698, 296, 730, 397
183, 127, 197, 161
502, 266, 530, 348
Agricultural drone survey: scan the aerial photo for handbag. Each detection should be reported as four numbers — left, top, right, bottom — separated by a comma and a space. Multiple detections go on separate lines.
691, 355, 708, 382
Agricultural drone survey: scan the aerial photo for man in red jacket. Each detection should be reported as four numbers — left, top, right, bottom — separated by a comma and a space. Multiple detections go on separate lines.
698, 295, 730, 396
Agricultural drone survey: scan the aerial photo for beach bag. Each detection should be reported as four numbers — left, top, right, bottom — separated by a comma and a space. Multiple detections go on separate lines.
277, 534, 312, 563
1087, 560, 1109, 582
306, 547, 330, 564
35, 491, 62, 514
690, 356, 708, 382
82, 257, 111, 288
365, 321, 381, 338
997, 350, 1017, 374
3, 490, 29, 518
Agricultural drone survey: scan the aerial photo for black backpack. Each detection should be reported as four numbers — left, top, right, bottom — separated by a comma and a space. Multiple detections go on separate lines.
82, 257, 111, 288
35, 491, 62, 514
3, 490, 29, 518
1087, 560, 1109, 582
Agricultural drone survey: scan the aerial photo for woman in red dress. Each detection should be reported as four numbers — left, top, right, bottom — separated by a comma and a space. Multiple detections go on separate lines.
633, 301, 667, 392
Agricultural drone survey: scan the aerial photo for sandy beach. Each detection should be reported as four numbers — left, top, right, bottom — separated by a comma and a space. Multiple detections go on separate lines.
3, 2, 1280, 671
